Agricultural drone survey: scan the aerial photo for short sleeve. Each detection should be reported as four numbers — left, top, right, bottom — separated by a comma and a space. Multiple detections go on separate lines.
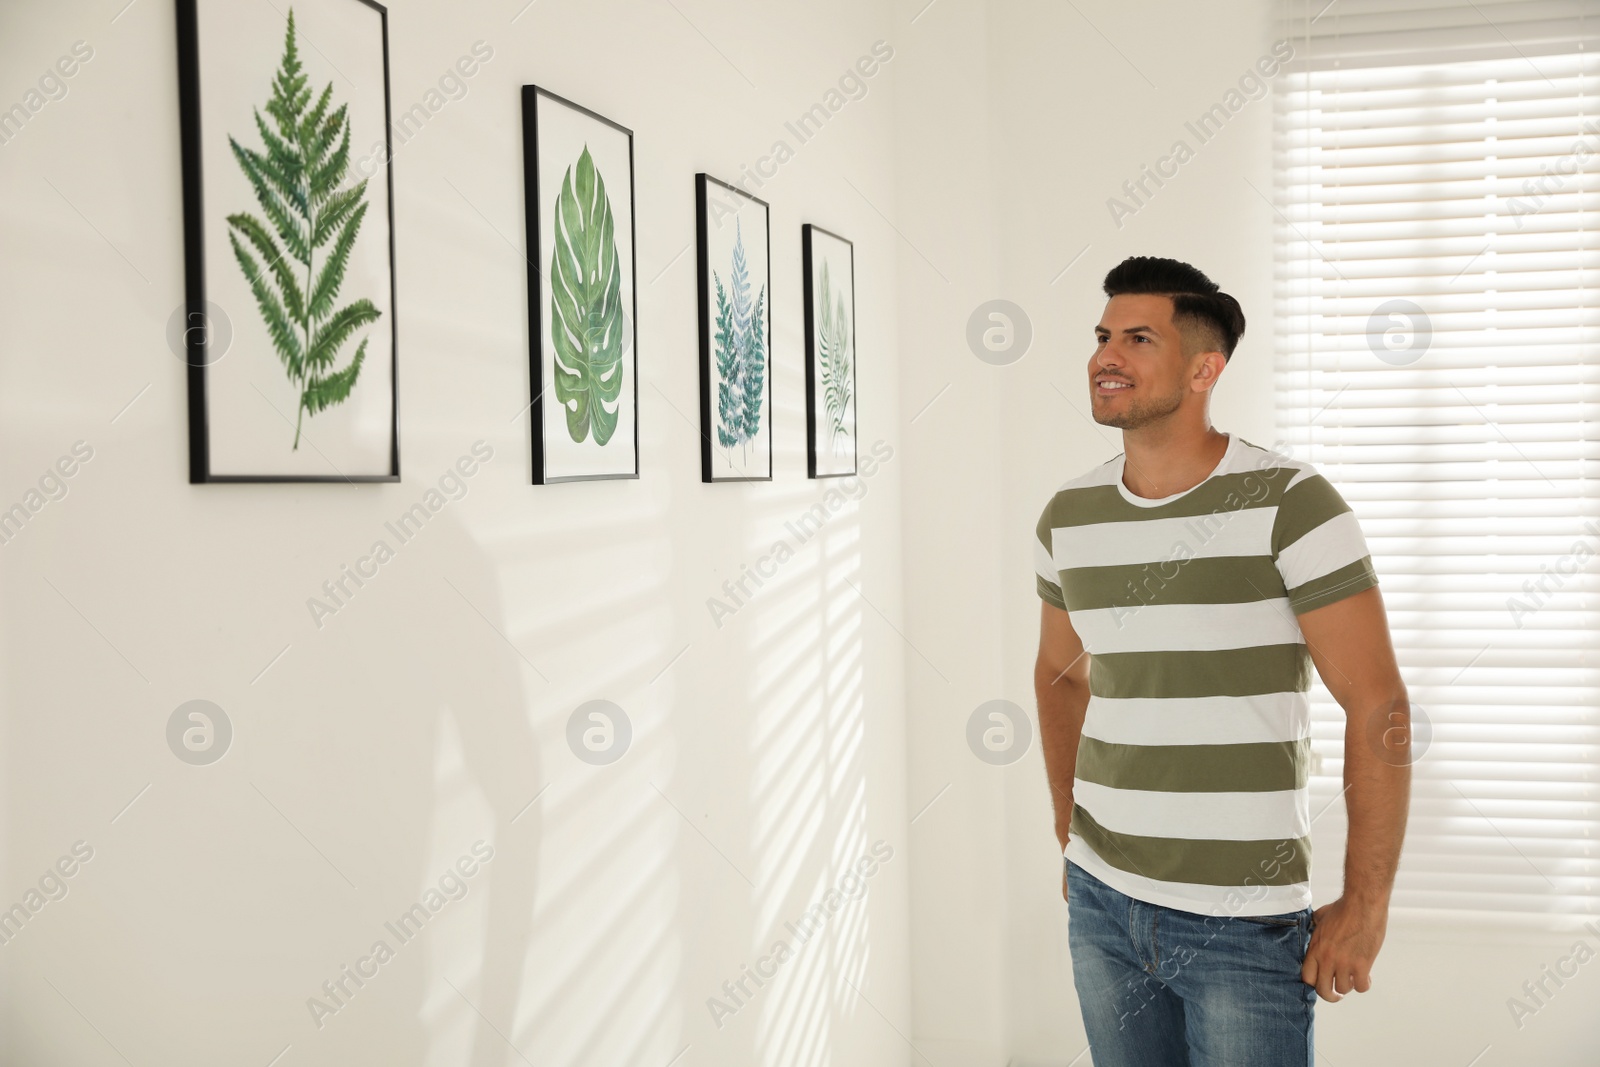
1271, 472, 1379, 615
1035, 497, 1066, 609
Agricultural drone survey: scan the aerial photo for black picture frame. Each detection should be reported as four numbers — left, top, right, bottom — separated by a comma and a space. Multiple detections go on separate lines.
520, 85, 640, 485
695, 173, 773, 483
801, 224, 859, 479
175, 0, 401, 483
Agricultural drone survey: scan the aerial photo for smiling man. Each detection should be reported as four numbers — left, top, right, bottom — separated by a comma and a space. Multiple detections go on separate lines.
1033, 256, 1411, 1065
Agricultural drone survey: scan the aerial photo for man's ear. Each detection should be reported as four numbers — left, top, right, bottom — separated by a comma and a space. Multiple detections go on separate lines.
1190, 350, 1226, 393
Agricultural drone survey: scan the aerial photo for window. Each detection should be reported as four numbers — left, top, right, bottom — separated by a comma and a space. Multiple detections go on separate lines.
1274, 0, 1600, 926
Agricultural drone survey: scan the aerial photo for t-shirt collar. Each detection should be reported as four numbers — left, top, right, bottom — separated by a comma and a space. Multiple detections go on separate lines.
1115, 432, 1237, 508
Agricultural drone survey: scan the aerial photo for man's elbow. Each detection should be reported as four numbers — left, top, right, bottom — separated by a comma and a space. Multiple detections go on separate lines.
1320, 644, 1407, 713
1339, 680, 1414, 751
1340, 678, 1409, 716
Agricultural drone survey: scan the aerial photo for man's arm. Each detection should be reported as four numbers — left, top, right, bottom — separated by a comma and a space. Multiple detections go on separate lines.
1035, 600, 1090, 899
1294, 584, 1411, 1003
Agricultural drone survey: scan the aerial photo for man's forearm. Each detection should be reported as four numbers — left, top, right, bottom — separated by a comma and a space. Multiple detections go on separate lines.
1340, 691, 1412, 910
1036, 661, 1090, 847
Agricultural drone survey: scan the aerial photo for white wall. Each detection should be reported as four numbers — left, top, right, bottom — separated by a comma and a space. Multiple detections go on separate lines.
889, 3, 1009, 1065
0, 2, 920, 1065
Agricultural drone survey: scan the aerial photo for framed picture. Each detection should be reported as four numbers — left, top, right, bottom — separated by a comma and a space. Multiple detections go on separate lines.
695, 174, 772, 483
802, 224, 857, 478
176, 0, 400, 483
521, 85, 639, 484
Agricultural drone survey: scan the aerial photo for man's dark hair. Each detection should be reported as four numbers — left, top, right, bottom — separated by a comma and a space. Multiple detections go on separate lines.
1101, 256, 1246, 362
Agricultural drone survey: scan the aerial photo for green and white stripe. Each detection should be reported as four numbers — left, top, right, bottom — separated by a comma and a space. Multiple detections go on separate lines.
1036, 434, 1379, 915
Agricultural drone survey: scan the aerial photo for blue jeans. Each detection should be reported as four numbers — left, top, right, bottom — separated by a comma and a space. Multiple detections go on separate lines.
1066, 858, 1317, 1066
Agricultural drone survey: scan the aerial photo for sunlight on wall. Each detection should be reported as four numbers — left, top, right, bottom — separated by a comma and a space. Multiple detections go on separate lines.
749, 500, 874, 1067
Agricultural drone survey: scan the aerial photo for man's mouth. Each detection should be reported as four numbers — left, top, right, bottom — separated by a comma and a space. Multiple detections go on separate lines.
1095, 377, 1133, 395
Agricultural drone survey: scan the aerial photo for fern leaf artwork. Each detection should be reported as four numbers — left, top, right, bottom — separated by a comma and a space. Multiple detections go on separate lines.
713, 275, 740, 449
713, 217, 767, 458
226, 7, 379, 450
818, 260, 853, 453
742, 286, 766, 442
550, 144, 625, 446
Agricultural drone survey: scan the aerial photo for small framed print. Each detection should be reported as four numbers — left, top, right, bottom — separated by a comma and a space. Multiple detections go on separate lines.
802, 224, 857, 478
176, 0, 401, 482
521, 85, 639, 484
695, 174, 773, 483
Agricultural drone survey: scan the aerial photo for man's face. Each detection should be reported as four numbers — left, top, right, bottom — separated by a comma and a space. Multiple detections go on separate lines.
1088, 294, 1192, 430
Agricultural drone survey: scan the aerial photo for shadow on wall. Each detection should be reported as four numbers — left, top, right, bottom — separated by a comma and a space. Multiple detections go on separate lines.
0, 345, 892, 1067
382, 491, 676, 1067
265, 504, 546, 1067
0, 299, 904, 1067
235, 487, 678, 1067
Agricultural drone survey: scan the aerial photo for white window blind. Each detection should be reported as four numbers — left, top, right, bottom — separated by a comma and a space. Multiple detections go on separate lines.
1274, 0, 1600, 927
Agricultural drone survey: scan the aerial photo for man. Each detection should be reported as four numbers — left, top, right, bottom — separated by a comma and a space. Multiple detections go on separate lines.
1033, 256, 1410, 1065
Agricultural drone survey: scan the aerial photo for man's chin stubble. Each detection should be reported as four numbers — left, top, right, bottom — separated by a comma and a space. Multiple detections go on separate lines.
1090, 389, 1185, 430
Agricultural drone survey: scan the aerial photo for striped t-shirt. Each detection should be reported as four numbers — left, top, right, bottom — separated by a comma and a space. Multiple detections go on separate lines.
1035, 432, 1379, 917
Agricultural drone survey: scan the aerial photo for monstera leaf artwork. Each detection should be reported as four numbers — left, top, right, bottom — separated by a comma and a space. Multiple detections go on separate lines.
522, 85, 638, 482
817, 259, 852, 454
225, 8, 379, 451
549, 144, 626, 447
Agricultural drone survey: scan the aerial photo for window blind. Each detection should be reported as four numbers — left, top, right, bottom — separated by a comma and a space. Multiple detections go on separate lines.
1274, 0, 1600, 927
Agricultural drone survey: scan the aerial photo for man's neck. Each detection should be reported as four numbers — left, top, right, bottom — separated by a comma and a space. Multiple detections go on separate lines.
1120, 423, 1230, 500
